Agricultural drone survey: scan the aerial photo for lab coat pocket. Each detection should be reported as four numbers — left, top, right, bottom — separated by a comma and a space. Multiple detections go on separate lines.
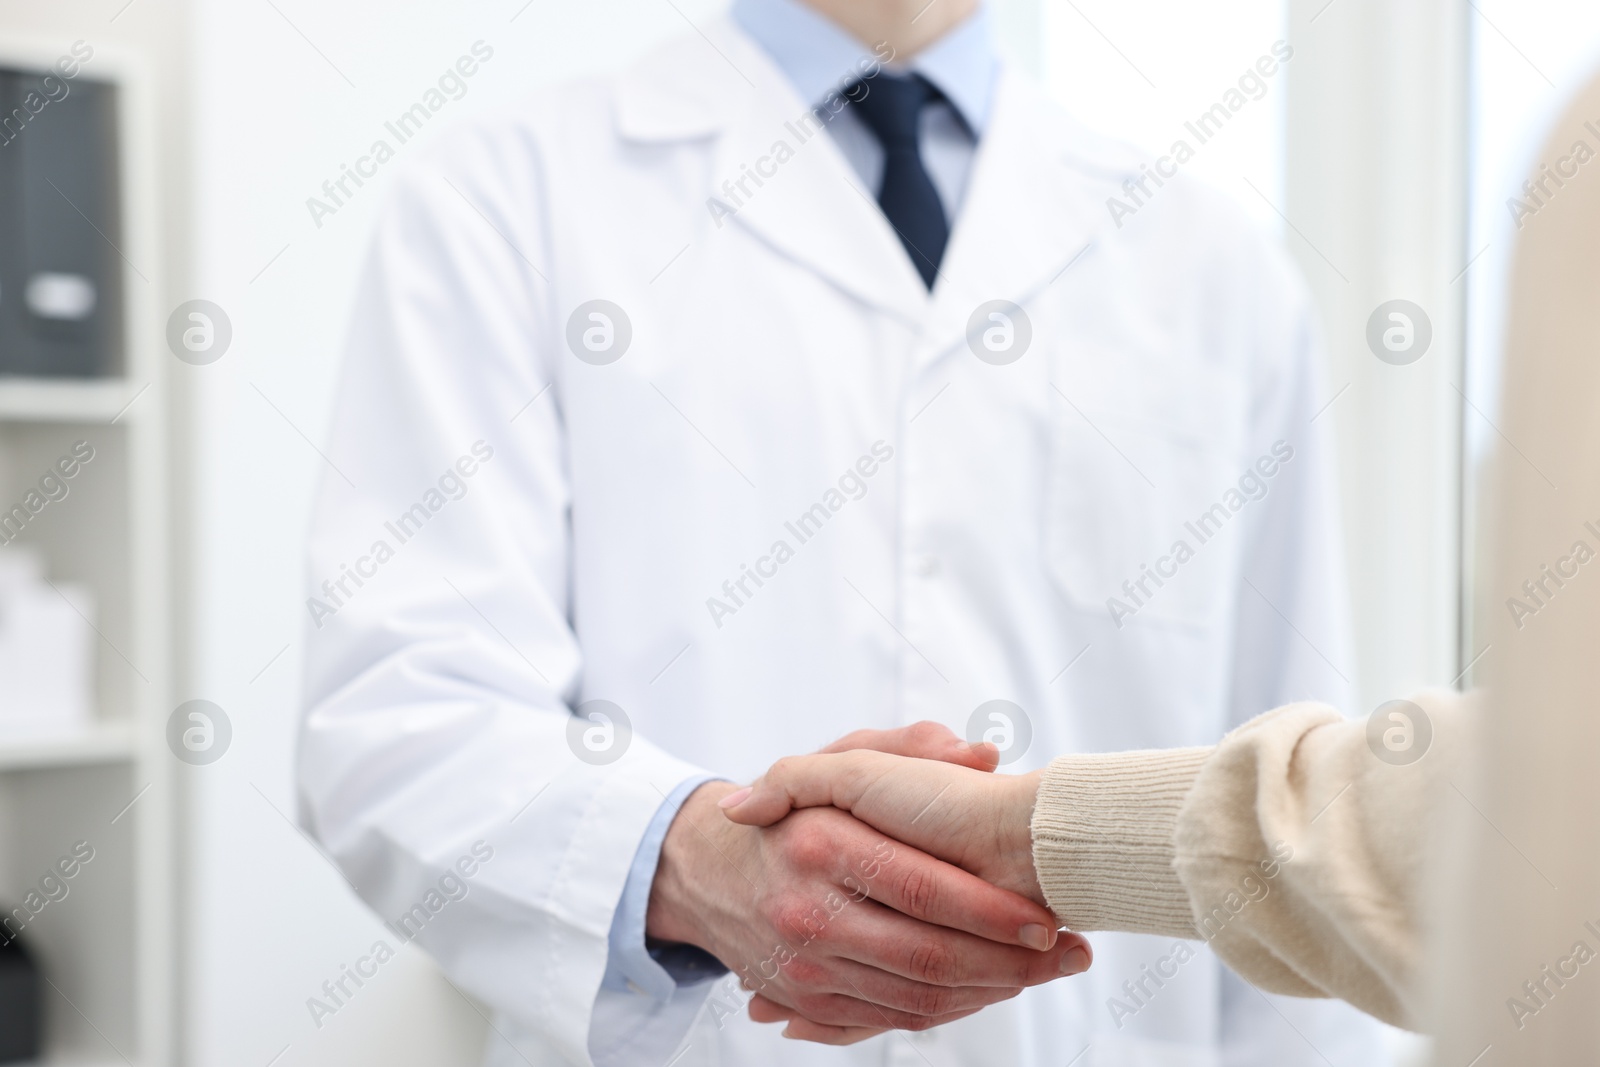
1046, 410, 1239, 631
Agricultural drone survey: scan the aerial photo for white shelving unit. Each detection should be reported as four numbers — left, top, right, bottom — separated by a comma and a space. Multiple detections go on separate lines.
0, 723, 135, 773
0, 380, 146, 424
0, 38, 172, 1067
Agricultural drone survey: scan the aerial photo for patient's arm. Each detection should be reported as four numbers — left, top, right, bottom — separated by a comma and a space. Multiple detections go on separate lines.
725, 692, 1472, 1033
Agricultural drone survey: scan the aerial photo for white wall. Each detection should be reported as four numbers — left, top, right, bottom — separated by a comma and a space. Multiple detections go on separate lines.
181, 2, 725, 1064
1281, 0, 1467, 717
1040, 0, 1287, 230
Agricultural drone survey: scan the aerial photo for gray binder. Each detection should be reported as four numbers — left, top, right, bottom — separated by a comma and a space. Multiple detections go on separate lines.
0, 69, 121, 378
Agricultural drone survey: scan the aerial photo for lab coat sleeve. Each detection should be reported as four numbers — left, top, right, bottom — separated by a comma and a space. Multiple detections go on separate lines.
1215, 237, 1389, 1066
295, 124, 718, 1067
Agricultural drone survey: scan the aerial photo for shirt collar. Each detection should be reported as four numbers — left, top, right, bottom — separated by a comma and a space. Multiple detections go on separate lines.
730, 0, 998, 136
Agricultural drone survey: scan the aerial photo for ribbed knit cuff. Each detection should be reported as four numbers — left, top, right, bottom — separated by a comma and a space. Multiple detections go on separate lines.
1031, 747, 1213, 937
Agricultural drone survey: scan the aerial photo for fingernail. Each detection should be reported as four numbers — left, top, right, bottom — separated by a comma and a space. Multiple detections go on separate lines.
1060, 946, 1091, 975
1019, 923, 1054, 951
718, 786, 753, 809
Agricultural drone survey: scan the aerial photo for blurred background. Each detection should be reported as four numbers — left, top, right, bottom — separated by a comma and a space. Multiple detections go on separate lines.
0, 0, 1595, 1063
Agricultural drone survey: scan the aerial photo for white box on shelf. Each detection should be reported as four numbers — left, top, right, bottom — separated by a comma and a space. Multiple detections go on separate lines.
0, 578, 94, 739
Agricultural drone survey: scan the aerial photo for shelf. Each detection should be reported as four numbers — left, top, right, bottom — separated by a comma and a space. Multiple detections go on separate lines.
0, 722, 135, 771
0, 379, 146, 424
0, 33, 173, 1067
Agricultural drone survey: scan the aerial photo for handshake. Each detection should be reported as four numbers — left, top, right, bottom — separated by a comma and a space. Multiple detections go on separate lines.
645, 723, 1091, 1045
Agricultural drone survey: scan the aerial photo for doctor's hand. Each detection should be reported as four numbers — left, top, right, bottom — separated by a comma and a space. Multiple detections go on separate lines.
646, 744, 1089, 1043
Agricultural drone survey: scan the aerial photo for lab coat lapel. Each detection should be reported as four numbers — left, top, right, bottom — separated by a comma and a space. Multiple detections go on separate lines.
613, 18, 929, 325
709, 28, 929, 324
919, 71, 1134, 367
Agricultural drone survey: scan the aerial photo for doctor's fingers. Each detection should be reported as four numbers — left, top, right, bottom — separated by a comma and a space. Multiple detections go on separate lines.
753, 997, 984, 1046
805, 954, 1026, 1018
747, 995, 889, 1045
818, 721, 1000, 772
776, 1005, 986, 1045
828, 896, 1091, 988
846, 831, 1060, 949
780, 1017, 895, 1046
747, 968, 1008, 1034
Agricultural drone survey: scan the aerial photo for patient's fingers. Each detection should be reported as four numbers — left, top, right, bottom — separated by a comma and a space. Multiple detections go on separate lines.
718, 750, 888, 826
819, 720, 999, 771
720, 748, 966, 831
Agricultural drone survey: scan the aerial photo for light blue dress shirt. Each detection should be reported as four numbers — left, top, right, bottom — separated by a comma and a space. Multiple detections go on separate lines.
734, 0, 998, 219
601, 773, 721, 998
601, 0, 1000, 1002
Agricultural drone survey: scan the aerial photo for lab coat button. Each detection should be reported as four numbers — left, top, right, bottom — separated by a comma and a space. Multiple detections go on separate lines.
913, 555, 941, 577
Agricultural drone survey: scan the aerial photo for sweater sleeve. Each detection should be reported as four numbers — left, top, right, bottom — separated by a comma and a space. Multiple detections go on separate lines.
1031, 691, 1469, 1030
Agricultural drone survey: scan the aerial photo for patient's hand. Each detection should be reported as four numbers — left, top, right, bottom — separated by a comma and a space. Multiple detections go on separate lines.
723, 728, 1051, 914
715, 724, 1087, 1043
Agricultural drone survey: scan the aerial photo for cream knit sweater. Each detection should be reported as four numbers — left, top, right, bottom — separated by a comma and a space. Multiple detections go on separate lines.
1029, 689, 1469, 1031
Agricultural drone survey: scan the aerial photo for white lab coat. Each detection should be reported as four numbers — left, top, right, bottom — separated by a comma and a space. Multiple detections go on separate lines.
298, 16, 1385, 1067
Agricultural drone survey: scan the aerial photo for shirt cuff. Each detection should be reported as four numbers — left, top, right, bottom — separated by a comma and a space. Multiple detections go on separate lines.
603, 774, 729, 998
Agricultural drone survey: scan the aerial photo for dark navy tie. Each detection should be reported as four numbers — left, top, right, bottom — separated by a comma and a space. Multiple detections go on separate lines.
846, 72, 949, 290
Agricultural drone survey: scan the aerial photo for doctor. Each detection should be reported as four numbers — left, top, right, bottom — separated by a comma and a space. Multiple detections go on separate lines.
298, 0, 1389, 1064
